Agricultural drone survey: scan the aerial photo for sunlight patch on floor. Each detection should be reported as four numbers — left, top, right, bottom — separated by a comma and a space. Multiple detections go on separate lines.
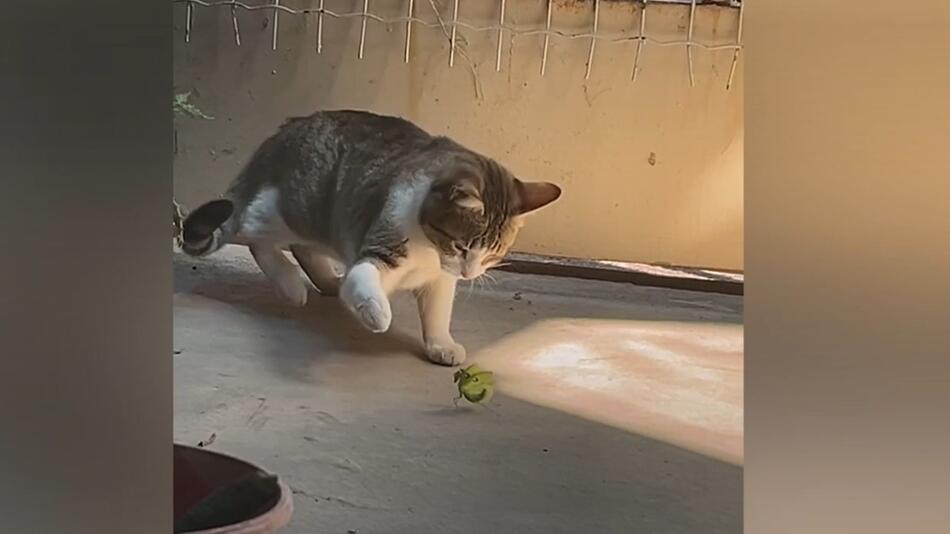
473, 318, 744, 464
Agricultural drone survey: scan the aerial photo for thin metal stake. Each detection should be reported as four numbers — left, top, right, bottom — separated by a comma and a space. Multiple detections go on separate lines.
686, 0, 697, 86
632, 0, 647, 81
317, 0, 325, 53
449, 0, 459, 67
540, 0, 553, 76
404, 0, 414, 63
231, 4, 241, 46
495, 0, 506, 72
185, 1, 193, 43
725, 0, 744, 90
359, 0, 369, 59
271, 0, 280, 51
585, 0, 600, 80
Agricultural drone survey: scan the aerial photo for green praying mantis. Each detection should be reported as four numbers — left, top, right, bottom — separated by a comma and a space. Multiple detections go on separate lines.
453, 364, 495, 407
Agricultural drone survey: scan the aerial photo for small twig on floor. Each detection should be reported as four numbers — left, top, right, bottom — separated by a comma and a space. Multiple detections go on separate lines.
290, 486, 322, 503
197, 432, 217, 448
246, 396, 267, 425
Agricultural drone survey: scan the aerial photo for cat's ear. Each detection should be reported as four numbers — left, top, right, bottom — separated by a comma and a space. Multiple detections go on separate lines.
450, 180, 484, 213
515, 180, 562, 215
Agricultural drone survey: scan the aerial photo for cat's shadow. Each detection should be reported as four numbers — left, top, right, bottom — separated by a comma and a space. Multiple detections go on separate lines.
174, 256, 430, 381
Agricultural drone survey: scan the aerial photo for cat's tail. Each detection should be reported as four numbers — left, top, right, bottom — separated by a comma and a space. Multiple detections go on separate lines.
180, 199, 236, 257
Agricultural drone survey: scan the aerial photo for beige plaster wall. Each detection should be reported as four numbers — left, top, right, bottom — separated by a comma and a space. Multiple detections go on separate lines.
173, 0, 743, 270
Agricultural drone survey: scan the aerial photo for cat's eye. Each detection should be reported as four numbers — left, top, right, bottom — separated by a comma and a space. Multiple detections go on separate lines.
429, 224, 455, 240
453, 242, 468, 255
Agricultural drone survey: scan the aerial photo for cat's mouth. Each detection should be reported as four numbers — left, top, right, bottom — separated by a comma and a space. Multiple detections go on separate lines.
458, 266, 484, 280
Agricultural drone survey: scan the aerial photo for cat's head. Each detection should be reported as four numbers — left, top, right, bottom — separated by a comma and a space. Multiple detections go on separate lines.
420, 159, 561, 280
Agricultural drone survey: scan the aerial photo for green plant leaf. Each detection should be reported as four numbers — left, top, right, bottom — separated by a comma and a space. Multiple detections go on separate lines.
174, 92, 214, 120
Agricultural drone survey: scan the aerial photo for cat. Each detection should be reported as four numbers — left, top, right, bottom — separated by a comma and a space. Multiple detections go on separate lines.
180, 110, 561, 366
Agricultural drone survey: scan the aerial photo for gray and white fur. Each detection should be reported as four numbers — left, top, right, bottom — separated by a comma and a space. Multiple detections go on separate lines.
181, 110, 561, 366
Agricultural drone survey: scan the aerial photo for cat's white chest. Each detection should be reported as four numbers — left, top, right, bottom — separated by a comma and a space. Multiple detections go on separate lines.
396, 238, 447, 290
388, 181, 453, 291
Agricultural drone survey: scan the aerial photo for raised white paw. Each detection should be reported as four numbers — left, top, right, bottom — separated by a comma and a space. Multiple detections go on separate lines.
276, 274, 309, 307
424, 339, 467, 366
354, 296, 392, 333
341, 286, 392, 333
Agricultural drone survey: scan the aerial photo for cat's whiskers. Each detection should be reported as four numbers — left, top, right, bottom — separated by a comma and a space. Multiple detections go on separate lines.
462, 279, 475, 302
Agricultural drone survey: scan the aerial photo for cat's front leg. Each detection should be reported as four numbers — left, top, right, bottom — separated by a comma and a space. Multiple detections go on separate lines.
340, 261, 394, 334
416, 274, 466, 366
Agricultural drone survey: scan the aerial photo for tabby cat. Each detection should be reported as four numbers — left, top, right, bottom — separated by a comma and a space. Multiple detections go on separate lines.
181, 110, 561, 366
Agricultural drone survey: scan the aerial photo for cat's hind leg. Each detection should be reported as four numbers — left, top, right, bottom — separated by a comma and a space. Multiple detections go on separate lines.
290, 245, 343, 297
250, 244, 309, 307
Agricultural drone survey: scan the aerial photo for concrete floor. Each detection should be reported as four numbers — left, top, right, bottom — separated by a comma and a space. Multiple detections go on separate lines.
174, 246, 743, 534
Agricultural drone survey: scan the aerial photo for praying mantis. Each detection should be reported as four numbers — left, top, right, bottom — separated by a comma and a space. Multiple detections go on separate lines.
452, 364, 495, 407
